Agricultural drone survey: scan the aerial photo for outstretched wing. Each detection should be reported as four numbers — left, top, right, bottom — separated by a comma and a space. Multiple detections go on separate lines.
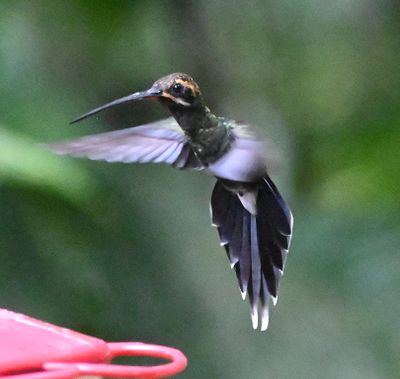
46, 118, 203, 170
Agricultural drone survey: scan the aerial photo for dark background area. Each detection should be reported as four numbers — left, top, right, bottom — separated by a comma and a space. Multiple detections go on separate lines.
1, 1, 399, 378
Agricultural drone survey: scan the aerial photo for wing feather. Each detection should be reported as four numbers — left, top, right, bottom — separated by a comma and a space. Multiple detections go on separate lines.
46, 117, 203, 170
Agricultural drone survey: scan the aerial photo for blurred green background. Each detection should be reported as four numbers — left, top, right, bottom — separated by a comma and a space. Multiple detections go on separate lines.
1, 1, 399, 378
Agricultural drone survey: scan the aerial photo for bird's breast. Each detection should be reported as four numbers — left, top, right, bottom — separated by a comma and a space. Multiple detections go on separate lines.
206, 137, 267, 183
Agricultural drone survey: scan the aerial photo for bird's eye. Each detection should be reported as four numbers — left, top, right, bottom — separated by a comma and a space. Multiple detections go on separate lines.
171, 83, 184, 95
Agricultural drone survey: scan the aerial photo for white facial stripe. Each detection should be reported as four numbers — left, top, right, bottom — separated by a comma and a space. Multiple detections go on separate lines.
162, 92, 191, 106
174, 97, 191, 106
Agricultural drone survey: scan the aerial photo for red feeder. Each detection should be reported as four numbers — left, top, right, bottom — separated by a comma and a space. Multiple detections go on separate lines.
0, 308, 187, 378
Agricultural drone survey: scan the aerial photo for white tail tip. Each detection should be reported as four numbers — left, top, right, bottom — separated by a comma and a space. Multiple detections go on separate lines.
251, 306, 259, 330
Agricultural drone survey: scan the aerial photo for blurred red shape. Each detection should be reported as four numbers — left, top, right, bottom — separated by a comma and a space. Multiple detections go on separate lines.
0, 309, 187, 378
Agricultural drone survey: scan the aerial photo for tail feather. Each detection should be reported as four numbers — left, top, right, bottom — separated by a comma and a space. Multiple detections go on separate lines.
210, 175, 293, 331
257, 237, 277, 297
211, 180, 231, 227
239, 212, 251, 296
250, 216, 262, 306
263, 176, 293, 236
260, 276, 270, 331
230, 206, 244, 266
261, 187, 291, 247
217, 199, 236, 247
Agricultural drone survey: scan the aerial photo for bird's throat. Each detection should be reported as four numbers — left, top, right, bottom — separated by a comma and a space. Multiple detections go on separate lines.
167, 103, 232, 165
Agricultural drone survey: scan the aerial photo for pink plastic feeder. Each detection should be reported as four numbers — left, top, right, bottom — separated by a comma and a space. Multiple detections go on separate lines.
0, 308, 187, 378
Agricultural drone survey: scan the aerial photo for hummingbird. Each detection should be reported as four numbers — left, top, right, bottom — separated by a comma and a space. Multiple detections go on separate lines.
48, 73, 293, 331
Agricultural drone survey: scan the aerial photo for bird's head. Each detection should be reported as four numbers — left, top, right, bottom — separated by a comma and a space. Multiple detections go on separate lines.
150, 73, 202, 108
71, 73, 203, 124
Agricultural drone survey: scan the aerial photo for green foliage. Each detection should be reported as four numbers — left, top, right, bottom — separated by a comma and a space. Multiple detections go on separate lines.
0, 1, 399, 378
0, 126, 95, 203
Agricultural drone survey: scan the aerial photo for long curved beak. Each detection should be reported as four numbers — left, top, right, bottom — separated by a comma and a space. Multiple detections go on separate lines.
70, 88, 162, 124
